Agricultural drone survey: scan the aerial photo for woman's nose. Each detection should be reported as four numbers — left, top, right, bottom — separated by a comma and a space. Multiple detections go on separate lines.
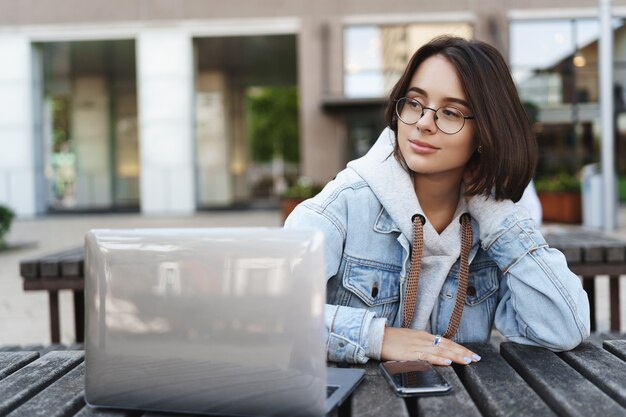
416, 108, 437, 133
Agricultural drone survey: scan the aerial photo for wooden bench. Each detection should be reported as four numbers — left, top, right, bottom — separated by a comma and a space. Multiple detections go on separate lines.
544, 229, 626, 332
20, 247, 84, 344
1, 339, 625, 416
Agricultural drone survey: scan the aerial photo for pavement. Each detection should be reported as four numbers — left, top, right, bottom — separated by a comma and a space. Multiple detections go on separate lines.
1, 206, 625, 346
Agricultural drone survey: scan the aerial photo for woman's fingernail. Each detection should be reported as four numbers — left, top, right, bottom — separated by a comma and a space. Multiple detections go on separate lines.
444, 359, 452, 365
463, 356, 472, 364
472, 353, 482, 361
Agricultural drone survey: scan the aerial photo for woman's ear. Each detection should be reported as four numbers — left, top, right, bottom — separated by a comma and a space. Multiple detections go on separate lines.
464, 151, 481, 185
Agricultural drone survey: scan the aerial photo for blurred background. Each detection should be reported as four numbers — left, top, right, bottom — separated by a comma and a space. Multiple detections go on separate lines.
1, 0, 626, 217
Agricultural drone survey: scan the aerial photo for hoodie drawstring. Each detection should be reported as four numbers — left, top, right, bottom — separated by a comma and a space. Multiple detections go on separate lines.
402, 213, 473, 340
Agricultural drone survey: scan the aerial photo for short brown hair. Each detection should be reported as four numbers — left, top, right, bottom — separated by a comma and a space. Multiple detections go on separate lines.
384, 35, 537, 202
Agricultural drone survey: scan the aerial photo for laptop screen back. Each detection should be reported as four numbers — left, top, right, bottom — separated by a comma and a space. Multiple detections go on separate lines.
84, 228, 327, 417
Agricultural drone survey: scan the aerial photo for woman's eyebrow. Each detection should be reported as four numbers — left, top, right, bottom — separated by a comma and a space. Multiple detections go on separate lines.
406, 86, 470, 108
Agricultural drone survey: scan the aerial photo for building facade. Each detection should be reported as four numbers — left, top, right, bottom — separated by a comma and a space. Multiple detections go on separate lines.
1, 0, 625, 217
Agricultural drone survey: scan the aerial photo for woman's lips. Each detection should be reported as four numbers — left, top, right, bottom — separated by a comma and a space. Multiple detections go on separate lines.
408, 139, 439, 154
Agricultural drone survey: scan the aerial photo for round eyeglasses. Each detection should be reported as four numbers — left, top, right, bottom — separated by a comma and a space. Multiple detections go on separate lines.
395, 97, 475, 135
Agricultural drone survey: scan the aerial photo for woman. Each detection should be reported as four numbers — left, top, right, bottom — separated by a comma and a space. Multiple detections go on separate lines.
285, 36, 590, 365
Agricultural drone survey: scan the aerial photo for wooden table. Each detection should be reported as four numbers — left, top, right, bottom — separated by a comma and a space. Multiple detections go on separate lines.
1, 340, 625, 416
18, 228, 626, 344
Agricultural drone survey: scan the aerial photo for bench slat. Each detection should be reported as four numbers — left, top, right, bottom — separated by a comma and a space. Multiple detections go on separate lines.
8, 362, 85, 417
460, 343, 556, 417
0, 352, 39, 381
0, 351, 84, 415
604, 340, 626, 362
559, 341, 626, 407
544, 231, 626, 265
19, 260, 40, 279
21, 247, 84, 280
416, 363, 482, 417
501, 342, 624, 417
61, 257, 84, 278
606, 245, 626, 263
582, 246, 604, 263
41, 259, 62, 278
559, 247, 582, 264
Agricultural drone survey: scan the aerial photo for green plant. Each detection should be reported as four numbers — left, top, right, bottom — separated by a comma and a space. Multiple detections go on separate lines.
246, 86, 300, 163
0, 205, 15, 246
282, 177, 324, 199
535, 172, 581, 193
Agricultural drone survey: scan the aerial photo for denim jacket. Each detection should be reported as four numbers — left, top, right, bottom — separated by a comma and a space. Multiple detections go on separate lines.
285, 129, 590, 364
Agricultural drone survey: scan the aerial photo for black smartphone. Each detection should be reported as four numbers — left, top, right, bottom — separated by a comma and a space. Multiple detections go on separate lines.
379, 360, 451, 397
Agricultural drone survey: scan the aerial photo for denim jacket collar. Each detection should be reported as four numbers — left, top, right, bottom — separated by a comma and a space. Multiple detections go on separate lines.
373, 207, 401, 234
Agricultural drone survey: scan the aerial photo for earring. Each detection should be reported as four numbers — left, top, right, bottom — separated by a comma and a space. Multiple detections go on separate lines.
477, 145, 483, 154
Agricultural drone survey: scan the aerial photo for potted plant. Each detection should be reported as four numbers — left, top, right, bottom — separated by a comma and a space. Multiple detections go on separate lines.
535, 172, 582, 223
0, 205, 15, 249
281, 177, 324, 223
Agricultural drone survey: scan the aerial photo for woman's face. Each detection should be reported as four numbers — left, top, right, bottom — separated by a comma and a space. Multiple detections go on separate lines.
397, 54, 477, 179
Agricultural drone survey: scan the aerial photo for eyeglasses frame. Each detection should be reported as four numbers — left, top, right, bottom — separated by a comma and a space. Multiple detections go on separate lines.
394, 97, 475, 135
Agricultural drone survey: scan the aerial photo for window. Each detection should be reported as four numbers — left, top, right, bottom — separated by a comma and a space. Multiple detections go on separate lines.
343, 22, 473, 97
510, 19, 602, 106
510, 18, 626, 193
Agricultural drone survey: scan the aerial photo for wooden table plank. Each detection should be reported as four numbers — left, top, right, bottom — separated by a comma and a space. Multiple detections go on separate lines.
0, 352, 39, 381
501, 342, 624, 417
0, 351, 84, 415
350, 361, 409, 417
8, 361, 86, 417
415, 364, 482, 417
459, 343, 556, 417
74, 406, 136, 416
604, 340, 626, 362
559, 341, 626, 407
141, 411, 227, 417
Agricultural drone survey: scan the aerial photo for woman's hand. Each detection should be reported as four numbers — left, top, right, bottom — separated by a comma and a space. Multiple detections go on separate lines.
380, 327, 481, 365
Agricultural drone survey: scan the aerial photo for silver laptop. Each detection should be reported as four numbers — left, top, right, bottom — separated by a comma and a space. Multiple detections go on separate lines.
84, 227, 364, 417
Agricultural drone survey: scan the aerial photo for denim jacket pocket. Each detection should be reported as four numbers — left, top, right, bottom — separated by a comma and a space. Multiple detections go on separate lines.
440, 261, 499, 304
465, 262, 500, 306
339, 256, 401, 321
437, 260, 500, 342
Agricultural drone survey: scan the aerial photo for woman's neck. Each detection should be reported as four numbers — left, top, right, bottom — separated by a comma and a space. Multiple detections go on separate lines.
413, 174, 462, 234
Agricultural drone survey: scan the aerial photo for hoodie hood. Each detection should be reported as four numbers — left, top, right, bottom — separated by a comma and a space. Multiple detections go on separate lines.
347, 128, 419, 240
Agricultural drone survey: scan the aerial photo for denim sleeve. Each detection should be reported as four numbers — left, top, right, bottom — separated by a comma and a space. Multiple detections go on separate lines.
284, 199, 345, 279
476, 210, 591, 351
284, 198, 382, 363
325, 305, 378, 363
